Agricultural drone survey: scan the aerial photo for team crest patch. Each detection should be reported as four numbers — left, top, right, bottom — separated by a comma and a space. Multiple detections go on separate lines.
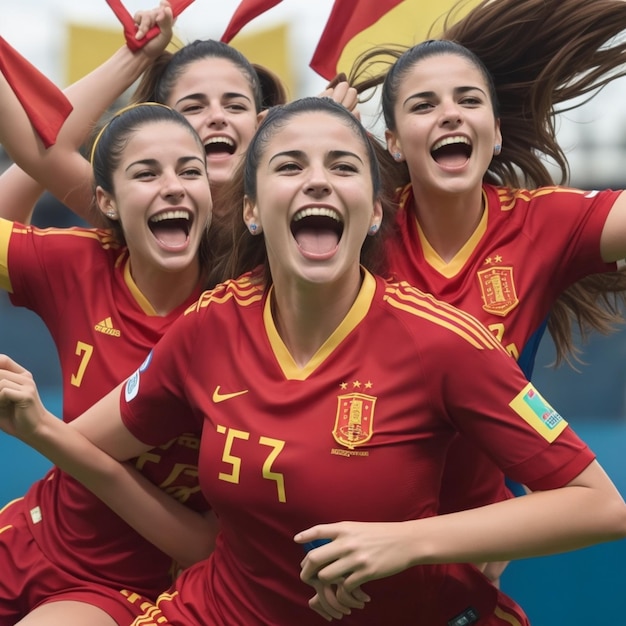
333, 393, 376, 449
509, 383, 567, 442
477, 266, 519, 316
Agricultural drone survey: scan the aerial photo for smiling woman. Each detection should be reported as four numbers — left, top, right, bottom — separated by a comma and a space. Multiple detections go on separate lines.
0, 102, 220, 625
347, 0, 626, 587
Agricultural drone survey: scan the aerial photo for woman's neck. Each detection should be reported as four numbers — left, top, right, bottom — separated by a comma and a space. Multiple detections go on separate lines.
128, 258, 202, 316
411, 184, 485, 263
270, 266, 362, 368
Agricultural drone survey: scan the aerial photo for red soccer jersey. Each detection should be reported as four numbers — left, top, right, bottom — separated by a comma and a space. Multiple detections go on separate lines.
385, 183, 619, 513
0, 218, 208, 597
120, 272, 593, 625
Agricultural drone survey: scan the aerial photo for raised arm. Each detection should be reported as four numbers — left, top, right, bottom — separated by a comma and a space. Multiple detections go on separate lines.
0, 1, 174, 224
0, 354, 216, 568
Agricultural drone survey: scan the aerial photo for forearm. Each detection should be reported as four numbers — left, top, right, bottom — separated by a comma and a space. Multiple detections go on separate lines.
27, 413, 216, 567
60, 45, 156, 150
0, 165, 44, 224
406, 473, 626, 566
0, 13, 170, 222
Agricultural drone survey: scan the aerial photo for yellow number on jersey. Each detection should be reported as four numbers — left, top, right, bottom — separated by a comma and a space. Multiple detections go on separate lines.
70, 341, 93, 387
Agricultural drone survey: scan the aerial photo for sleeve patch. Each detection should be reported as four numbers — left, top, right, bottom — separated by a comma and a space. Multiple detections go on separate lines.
124, 369, 140, 403
508, 383, 568, 442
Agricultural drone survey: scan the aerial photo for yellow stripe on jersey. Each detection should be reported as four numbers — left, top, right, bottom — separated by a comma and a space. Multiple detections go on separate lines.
123, 257, 159, 317
384, 281, 507, 352
496, 185, 588, 211
184, 275, 264, 316
13, 223, 120, 245
0, 218, 13, 292
494, 606, 524, 625
509, 382, 567, 443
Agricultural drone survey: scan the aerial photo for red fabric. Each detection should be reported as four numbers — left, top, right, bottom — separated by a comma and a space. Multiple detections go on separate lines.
105, 0, 196, 52
221, 0, 283, 42
0, 36, 73, 148
310, 0, 404, 80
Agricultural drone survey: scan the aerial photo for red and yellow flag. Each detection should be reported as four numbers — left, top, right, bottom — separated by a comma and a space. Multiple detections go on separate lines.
220, 0, 483, 80
310, 0, 483, 80
0, 37, 73, 148
106, 0, 196, 51
221, 0, 284, 43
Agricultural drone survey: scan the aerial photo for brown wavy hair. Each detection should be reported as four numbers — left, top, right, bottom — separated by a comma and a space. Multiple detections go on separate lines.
349, 0, 626, 365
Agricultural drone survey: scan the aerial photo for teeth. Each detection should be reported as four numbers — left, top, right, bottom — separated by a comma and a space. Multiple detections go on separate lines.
432, 136, 471, 151
150, 210, 191, 223
205, 137, 234, 147
293, 207, 342, 222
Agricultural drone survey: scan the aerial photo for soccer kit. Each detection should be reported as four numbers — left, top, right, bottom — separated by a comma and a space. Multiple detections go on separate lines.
385, 183, 619, 514
0, 218, 207, 623
120, 271, 593, 625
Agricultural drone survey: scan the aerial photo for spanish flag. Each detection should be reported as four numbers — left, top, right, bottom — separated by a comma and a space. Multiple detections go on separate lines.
310, 0, 483, 80
0, 37, 73, 148
221, 0, 284, 43
106, 0, 196, 51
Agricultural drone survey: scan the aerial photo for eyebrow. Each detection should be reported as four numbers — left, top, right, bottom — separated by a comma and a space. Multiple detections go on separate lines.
174, 91, 253, 106
403, 85, 487, 106
125, 155, 205, 172
268, 149, 365, 164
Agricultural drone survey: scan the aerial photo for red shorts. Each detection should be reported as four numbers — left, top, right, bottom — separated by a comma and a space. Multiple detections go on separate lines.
129, 560, 530, 625
0, 498, 154, 625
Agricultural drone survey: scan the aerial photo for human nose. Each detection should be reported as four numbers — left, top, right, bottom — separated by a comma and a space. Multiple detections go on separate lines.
203, 102, 227, 128
303, 165, 331, 197
161, 170, 185, 201
439, 99, 462, 126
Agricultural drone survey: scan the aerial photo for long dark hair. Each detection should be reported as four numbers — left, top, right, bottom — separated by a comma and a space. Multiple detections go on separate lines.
349, 0, 626, 364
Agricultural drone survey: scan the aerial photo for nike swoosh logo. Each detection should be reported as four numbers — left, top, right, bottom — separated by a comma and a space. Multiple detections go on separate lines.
212, 386, 249, 403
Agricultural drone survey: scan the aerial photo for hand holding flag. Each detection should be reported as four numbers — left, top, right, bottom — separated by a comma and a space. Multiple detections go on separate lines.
106, 0, 196, 52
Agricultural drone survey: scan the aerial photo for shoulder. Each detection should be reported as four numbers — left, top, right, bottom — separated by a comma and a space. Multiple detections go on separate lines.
184, 272, 265, 318
486, 183, 619, 210
2, 220, 121, 250
378, 278, 504, 353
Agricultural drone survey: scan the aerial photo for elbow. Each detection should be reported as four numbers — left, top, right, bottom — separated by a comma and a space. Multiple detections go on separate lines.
599, 494, 626, 542
611, 499, 626, 541
177, 535, 216, 569
176, 511, 220, 569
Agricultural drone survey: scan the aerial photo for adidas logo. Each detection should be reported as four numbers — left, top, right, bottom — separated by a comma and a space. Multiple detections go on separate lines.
94, 317, 121, 337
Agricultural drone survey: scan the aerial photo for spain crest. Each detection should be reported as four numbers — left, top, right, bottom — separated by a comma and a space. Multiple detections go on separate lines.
477, 266, 519, 316
333, 393, 376, 449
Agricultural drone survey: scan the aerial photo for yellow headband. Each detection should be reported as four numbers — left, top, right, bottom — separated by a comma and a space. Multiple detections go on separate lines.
89, 101, 173, 166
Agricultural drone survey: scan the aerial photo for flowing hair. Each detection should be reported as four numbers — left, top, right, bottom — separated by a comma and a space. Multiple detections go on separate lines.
349, 0, 626, 365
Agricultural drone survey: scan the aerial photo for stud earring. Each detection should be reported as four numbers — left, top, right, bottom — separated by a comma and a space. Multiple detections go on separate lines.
106, 210, 116, 219
368, 224, 379, 236
249, 223, 258, 234
393, 152, 402, 161
493, 144, 502, 156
